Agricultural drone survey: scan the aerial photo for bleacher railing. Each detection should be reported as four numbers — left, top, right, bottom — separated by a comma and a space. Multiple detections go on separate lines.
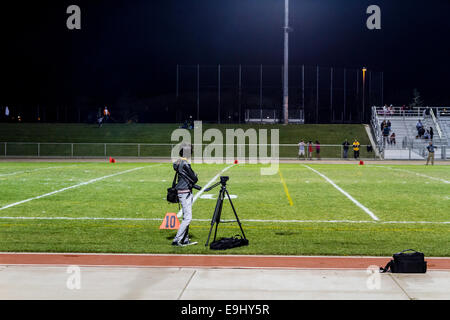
374, 106, 450, 119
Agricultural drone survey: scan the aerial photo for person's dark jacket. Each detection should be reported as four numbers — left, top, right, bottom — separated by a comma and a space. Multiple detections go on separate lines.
173, 158, 201, 191
342, 141, 350, 150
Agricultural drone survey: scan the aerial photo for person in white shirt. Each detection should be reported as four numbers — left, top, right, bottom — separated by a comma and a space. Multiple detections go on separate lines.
298, 140, 306, 160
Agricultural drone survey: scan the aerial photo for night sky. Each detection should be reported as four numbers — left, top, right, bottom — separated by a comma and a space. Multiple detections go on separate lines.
0, 0, 449, 112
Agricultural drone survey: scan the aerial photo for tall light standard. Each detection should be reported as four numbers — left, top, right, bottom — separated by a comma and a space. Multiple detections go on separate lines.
283, 0, 290, 124
362, 67, 367, 122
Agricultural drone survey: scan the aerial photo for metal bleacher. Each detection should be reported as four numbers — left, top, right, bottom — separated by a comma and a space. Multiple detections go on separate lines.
371, 106, 449, 160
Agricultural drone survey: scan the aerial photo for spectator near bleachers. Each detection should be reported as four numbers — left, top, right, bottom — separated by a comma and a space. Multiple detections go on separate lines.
308, 141, 313, 160
352, 139, 360, 159
315, 141, 321, 160
389, 132, 396, 145
382, 125, 390, 145
297, 140, 306, 160
426, 141, 437, 165
342, 139, 350, 159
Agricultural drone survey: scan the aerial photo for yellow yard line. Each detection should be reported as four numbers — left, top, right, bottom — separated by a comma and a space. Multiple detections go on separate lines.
278, 168, 293, 206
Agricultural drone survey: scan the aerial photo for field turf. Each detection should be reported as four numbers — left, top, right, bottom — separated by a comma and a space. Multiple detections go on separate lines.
0, 161, 449, 256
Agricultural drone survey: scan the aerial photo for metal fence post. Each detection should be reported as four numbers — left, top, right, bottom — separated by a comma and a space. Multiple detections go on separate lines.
259, 64, 263, 112
197, 64, 200, 120
4, 142, 6, 156
138, 144, 141, 157
316, 65, 319, 124
38, 143, 40, 157
218, 64, 221, 124
104, 144, 107, 157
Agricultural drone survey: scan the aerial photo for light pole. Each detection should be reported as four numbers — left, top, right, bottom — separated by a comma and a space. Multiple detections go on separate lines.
283, 0, 290, 124
362, 67, 367, 122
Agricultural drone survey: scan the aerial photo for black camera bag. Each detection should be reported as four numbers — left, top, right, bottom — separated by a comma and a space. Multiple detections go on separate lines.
380, 249, 427, 273
210, 235, 249, 250
166, 172, 179, 203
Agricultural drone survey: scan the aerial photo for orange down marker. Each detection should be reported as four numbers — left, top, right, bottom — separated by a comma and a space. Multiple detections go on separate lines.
159, 212, 180, 230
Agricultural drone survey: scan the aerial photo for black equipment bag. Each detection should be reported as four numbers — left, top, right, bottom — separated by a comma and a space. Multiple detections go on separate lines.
380, 249, 427, 273
166, 172, 179, 203
210, 235, 249, 250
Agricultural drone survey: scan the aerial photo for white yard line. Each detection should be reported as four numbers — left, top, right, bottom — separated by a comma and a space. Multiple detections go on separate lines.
0, 165, 79, 178
177, 164, 236, 218
0, 216, 448, 224
375, 165, 449, 184
0, 165, 160, 211
303, 165, 380, 221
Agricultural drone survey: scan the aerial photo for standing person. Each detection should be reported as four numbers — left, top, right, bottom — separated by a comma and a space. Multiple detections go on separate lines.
5, 106, 10, 121
103, 106, 110, 122
429, 127, 434, 141
416, 119, 423, 134
426, 141, 437, 166
353, 139, 360, 159
97, 115, 104, 128
308, 141, 313, 160
315, 140, 321, 160
297, 140, 306, 160
172, 144, 202, 246
342, 139, 350, 159
382, 125, 390, 146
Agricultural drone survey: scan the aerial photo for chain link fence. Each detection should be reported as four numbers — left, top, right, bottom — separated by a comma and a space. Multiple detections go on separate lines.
176, 65, 383, 124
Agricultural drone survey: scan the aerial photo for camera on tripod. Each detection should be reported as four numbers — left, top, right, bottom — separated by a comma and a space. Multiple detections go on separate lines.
204, 176, 247, 248
220, 176, 229, 184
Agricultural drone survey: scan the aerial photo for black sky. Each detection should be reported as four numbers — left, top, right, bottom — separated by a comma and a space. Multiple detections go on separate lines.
1, 0, 449, 107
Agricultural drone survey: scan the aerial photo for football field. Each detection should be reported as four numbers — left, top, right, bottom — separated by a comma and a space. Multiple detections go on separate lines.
0, 161, 449, 256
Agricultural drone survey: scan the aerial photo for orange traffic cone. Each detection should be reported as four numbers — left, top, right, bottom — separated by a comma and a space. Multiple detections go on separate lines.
159, 212, 180, 230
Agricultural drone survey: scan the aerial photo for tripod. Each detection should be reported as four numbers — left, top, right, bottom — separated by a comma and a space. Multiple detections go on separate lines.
204, 176, 246, 246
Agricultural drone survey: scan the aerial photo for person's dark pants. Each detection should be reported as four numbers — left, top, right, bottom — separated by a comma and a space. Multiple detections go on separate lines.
354, 151, 359, 159
343, 149, 348, 159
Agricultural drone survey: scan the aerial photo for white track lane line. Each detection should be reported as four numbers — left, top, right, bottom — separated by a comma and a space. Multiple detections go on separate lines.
303, 165, 380, 221
0, 165, 79, 178
177, 164, 236, 218
0, 165, 160, 211
375, 165, 450, 184
0, 216, 448, 224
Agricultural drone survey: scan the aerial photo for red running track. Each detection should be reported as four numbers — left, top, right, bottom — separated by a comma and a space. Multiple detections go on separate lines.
1, 253, 449, 270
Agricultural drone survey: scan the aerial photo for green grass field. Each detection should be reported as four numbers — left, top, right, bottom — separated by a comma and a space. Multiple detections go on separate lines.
0, 123, 370, 144
0, 161, 449, 256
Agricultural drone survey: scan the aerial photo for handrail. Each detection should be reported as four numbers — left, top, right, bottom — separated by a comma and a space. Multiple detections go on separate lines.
430, 108, 444, 139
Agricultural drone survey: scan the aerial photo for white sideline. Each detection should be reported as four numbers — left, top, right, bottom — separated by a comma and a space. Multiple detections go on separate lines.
177, 164, 235, 218
303, 165, 380, 221
0, 216, 448, 224
375, 165, 450, 184
0, 165, 78, 178
0, 165, 159, 211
